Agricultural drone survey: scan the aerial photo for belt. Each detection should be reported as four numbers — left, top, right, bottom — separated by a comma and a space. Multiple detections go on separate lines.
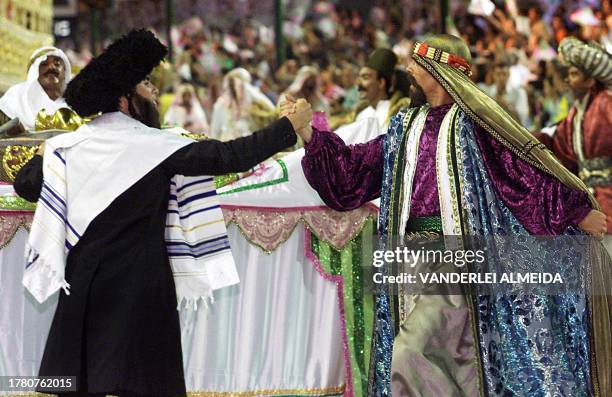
405, 216, 443, 233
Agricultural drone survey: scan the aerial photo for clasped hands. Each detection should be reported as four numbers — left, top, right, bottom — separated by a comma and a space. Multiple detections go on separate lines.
280, 95, 313, 143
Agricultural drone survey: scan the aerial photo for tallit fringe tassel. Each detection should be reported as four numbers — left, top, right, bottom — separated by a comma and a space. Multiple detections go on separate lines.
176, 293, 215, 311
23, 245, 71, 303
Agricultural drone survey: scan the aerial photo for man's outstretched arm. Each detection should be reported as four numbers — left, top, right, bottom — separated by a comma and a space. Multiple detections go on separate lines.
279, 97, 383, 211
301, 126, 384, 211
163, 101, 310, 176
162, 117, 298, 176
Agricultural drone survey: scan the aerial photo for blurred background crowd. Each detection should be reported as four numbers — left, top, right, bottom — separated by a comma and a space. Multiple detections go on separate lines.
3, 0, 611, 137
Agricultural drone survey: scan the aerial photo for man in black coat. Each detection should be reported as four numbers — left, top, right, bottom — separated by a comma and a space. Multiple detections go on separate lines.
14, 29, 311, 397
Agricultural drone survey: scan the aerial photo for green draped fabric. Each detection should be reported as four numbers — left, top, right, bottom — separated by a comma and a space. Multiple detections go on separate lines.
310, 218, 376, 397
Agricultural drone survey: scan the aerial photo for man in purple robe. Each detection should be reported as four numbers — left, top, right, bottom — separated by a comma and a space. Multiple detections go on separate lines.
283, 34, 609, 397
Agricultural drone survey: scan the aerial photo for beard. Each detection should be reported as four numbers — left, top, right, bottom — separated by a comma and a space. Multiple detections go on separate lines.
407, 76, 427, 108
130, 92, 161, 128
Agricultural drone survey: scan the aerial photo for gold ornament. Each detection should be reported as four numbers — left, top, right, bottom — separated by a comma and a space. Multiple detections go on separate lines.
35, 108, 88, 131
2, 144, 39, 182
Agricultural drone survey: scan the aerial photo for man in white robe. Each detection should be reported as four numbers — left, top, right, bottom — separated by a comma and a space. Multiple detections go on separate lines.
0, 46, 72, 134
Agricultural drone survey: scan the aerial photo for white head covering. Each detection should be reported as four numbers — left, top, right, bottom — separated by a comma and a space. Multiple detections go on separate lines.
210, 68, 275, 140
164, 83, 209, 133
26, 46, 72, 89
286, 66, 318, 96
284, 66, 329, 113
0, 46, 71, 130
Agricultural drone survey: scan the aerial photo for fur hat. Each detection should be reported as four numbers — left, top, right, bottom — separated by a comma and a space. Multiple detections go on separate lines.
65, 29, 167, 117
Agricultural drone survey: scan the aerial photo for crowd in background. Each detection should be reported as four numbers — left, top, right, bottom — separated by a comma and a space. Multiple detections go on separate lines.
60, 0, 612, 138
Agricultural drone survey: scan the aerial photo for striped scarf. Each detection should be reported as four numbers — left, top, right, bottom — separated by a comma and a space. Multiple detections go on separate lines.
167, 175, 238, 309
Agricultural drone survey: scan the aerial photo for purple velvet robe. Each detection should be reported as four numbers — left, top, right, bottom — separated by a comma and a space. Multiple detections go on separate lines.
302, 105, 592, 235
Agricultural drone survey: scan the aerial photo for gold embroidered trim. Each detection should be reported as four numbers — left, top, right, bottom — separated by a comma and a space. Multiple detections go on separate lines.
388, 107, 420, 237
398, 106, 430, 237
184, 385, 345, 396
0, 386, 346, 397
453, 114, 468, 227
448, 110, 463, 237
435, 104, 462, 236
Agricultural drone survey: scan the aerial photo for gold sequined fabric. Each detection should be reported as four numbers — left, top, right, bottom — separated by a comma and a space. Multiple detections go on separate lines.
1, 144, 39, 181
34, 108, 88, 132
0, 108, 84, 183
0, 130, 67, 182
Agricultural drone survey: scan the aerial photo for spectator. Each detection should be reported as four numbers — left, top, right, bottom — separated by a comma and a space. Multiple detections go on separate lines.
163, 83, 209, 134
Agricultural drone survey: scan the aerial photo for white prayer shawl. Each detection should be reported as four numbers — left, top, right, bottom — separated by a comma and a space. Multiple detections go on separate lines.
0, 47, 71, 130
23, 112, 238, 309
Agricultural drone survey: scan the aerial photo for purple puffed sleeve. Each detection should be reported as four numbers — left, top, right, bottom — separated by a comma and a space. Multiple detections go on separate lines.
301, 127, 384, 211
473, 125, 592, 235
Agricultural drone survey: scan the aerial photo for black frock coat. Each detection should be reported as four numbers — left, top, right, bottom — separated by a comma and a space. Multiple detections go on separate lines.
13, 117, 296, 396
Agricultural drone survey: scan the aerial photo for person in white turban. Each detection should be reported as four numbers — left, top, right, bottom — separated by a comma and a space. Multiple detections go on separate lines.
210, 68, 276, 140
282, 65, 330, 113
163, 83, 209, 134
0, 46, 72, 133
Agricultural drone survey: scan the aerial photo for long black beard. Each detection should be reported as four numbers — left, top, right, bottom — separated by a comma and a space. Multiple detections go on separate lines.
129, 93, 161, 129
